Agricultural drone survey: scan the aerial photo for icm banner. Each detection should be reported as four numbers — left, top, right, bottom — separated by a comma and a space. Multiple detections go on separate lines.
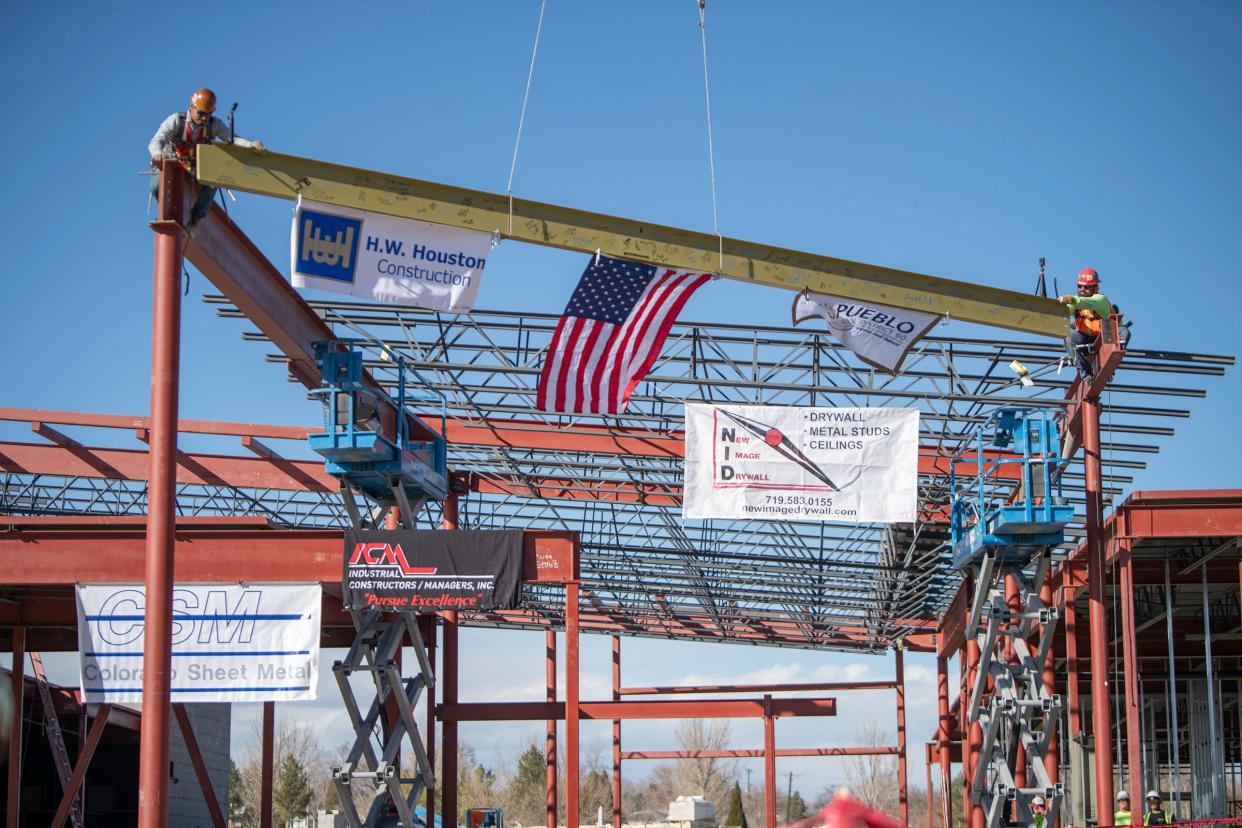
683, 404, 919, 523
291, 197, 492, 312
344, 529, 523, 612
76, 583, 320, 703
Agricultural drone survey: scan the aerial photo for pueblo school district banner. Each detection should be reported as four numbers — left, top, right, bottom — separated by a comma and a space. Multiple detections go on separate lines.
291, 197, 492, 312
793, 290, 937, 373
683, 404, 919, 523
76, 583, 321, 703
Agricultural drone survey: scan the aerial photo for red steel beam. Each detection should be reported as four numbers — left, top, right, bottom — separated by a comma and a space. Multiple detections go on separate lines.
621, 747, 897, 759
261, 702, 274, 828
566, 582, 580, 828
545, 628, 557, 828
611, 636, 622, 828
173, 704, 227, 828
49, 704, 112, 828
764, 705, 777, 828
442, 494, 459, 828
617, 679, 896, 695
896, 647, 908, 824
439, 698, 836, 721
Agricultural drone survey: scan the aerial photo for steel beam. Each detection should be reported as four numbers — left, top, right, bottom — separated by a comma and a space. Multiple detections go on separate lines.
50, 705, 112, 828
7, 627, 24, 828
438, 698, 837, 721
896, 647, 909, 824
138, 160, 186, 828
1083, 392, 1115, 819
261, 702, 274, 828
197, 144, 1069, 337
566, 581, 580, 828
546, 628, 557, 828
611, 636, 622, 828
622, 747, 897, 759
173, 705, 227, 828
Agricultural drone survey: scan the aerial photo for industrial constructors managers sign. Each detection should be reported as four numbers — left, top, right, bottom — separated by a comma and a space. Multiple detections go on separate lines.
683, 404, 919, 523
343, 529, 524, 611
291, 197, 492, 312
76, 583, 321, 703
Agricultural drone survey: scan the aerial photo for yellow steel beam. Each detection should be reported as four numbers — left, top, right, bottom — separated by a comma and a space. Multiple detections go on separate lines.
198, 144, 1068, 337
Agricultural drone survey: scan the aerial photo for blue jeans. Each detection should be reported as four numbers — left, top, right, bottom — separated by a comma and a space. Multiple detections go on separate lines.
149, 173, 216, 222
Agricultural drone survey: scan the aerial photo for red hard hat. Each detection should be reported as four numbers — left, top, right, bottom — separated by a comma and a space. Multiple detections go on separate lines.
1077, 268, 1100, 287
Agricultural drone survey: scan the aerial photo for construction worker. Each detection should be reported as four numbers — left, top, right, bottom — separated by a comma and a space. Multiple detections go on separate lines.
1114, 790, 1134, 826
148, 87, 266, 231
1030, 795, 1047, 828
1058, 268, 1111, 381
783, 787, 906, 828
1143, 791, 1172, 825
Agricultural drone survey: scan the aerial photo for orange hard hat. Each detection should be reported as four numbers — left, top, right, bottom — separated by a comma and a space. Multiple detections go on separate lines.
1077, 268, 1100, 287
190, 88, 217, 114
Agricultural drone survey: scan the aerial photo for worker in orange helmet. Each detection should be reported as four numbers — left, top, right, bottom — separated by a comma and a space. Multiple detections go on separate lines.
148, 88, 267, 232
784, 787, 907, 828
1058, 268, 1112, 382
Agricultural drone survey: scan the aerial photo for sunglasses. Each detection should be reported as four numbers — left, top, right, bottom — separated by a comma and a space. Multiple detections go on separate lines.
193, 108, 213, 118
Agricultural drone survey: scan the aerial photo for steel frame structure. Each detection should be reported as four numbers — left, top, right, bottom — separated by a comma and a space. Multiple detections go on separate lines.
1, 161, 1237, 828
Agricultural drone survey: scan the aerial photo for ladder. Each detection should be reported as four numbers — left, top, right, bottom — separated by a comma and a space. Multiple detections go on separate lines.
964, 551, 1063, 828
30, 651, 85, 828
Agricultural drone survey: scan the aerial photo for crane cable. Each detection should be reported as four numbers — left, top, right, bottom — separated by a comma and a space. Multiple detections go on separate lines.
506, 0, 550, 238
696, 0, 724, 277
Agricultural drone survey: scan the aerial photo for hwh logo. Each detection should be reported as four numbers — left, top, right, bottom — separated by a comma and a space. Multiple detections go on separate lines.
348, 543, 438, 576
297, 209, 362, 284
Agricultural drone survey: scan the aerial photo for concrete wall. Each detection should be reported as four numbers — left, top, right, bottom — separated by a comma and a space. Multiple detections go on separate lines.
167, 703, 231, 827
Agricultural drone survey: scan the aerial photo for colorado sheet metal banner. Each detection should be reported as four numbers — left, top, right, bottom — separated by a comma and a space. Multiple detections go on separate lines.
291, 197, 492, 312
343, 529, 523, 611
683, 404, 919, 523
76, 583, 320, 703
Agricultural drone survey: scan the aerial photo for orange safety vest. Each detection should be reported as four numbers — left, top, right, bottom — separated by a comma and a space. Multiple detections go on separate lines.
170, 112, 214, 172
1073, 306, 1103, 337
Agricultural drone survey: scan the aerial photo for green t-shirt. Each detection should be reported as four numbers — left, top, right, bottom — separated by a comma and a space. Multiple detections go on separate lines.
1065, 292, 1112, 319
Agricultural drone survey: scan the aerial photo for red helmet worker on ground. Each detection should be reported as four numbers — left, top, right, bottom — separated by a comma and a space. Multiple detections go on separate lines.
1058, 267, 1113, 382
147, 87, 268, 233
784, 788, 907, 828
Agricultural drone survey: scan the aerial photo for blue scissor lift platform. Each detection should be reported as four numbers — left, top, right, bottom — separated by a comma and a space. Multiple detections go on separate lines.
950, 408, 1072, 828
306, 339, 445, 828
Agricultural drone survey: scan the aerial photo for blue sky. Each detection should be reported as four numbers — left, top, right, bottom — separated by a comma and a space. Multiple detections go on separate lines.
3, 0, 1240, 800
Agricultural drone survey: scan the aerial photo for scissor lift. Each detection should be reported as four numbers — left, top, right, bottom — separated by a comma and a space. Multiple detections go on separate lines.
950, 409, 1071, 828
308, 340, 447, 828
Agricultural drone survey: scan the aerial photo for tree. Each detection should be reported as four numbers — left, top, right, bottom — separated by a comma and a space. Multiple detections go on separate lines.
580, 746, 614, 824
787, 790, 809, 821
724, 781, 748, 828
228, 759, 257, 828
845, 722, 898, 816
507, 742, 549, 826
274, 752, 313, 827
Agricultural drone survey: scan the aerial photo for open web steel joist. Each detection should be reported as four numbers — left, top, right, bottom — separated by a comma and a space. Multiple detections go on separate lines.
1, 297, 1231, 653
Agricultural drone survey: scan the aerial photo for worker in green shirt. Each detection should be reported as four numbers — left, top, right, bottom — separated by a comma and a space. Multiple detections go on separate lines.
1058, 267, 1112, 381
1114, 790, 1134, 826
1030, 794, 1047, 828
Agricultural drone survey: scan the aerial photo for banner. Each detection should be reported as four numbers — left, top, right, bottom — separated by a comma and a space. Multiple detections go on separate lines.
344, 529, 524, 611
793, 290, 938, 373
683, 404, 919, 523
291, 197, 492, 312
76, 583, 320, 703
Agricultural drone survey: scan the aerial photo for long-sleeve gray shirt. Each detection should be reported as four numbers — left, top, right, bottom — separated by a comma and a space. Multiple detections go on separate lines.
148, 110, 256, 160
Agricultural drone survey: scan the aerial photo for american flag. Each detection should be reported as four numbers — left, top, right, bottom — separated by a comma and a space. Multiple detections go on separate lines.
536, 255, 712, 414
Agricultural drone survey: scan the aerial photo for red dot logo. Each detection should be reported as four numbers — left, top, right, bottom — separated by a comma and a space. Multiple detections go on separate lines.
764, 428, 783, 447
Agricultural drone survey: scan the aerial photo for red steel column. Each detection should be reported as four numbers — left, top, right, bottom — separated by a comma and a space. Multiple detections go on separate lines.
967, 634, 984, 828
260, 702, 275, 828
7, 627, 25, 828
1041, 576, 1059, 797
566, 581, 581, 828
612, 635, 622, 828
1118, 536, 1142, 795
424, 616, 438, 821
937, 654, 953, 828
443, 493, 459, 828
546, 629, 557, 828
959, 642, 971, 821
1007, 576, 1025, 798
896, 647, 908, 824
926, 755, 935, 828
1083, 391, 1115, 819
138, 161, 186, 828
1064, 588, 1081, 740
763, 699, 777, 828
